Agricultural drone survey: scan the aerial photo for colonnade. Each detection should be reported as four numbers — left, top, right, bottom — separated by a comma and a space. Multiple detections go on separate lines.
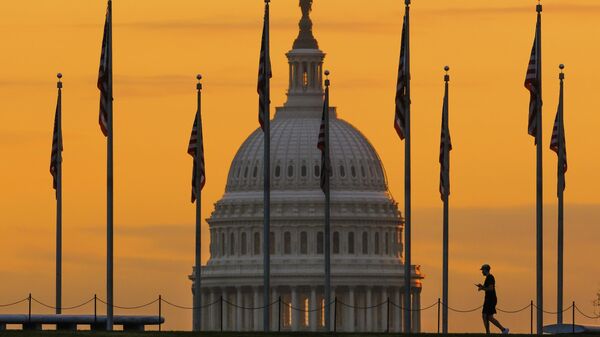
199, 285, 421, 332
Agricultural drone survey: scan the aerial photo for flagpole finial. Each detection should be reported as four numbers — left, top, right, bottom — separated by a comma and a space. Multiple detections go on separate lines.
324, 70, 330, 87
405, 0, 411, 6
444, 66, 450, 82
57, 73, 63, 89
196, 74, 202, 90
537, 1, 542, 13
559, 64, 565, 80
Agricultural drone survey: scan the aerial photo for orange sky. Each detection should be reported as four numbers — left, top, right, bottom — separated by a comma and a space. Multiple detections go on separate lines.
1, 0, 599, 332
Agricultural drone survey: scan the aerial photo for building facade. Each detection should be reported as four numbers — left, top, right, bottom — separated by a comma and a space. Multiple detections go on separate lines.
190, 0, 423, 332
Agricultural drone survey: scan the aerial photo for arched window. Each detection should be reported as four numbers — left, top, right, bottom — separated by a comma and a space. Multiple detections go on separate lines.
230, 232, 236, 256
244, 166, 248, 178
303, 71, 309, 88
287, 165, 294, 178
314, 165, 320, 177
241, 232, 247, 255
333, 232, 340, 254
275, 165, 281, 178
385, 232, 389, 255
270, 232, 275, 254
221, 233, 226, 256
300, 231, 308, 254
351, 166, 356, 178
253, 165, 258, 178
284, 232, 291, 254
317, 231, 324, 254
254, 232, 260, 255
361, 165, 366, 178
339, 165, 346, 177
301, 165, 307, 177
362, 232, 368, 254
374, 232, 380, 255
348, 232, 355, 254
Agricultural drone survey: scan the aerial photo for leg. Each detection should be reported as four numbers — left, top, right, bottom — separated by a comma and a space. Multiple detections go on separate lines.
488, 315, 506, 332
482, 313, 490, 334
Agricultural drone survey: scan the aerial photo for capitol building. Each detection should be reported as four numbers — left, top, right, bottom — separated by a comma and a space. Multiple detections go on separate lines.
190, 1, 423, 332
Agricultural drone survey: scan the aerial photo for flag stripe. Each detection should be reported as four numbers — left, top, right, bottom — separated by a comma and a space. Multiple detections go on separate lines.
439, 86, 452, 200
524, 16, 540, 140
257, 3, 272, 131
394, 15, 408, 140
50, 89, 63, 195
98, 2, 111, 137
188, 112, 206, 203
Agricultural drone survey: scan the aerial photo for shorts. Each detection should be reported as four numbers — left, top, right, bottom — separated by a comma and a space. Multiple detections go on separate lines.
482, 299, 497, 315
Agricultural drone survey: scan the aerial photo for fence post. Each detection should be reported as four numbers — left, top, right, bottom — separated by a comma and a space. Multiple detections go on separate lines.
93, 294, 97, 323
278, 296, 281, 332
220, 295, 223, 332
334, 297, 338, 333
28, 293, 32, 322
572, 301, 575, 334
386, 297, 390, 333
530, 300, 534, 335
437, 298, 441, 334
158, 295, 162, 332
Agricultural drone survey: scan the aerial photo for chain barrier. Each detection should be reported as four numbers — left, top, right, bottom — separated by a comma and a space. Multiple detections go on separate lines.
575, 304, 600, 319
339, 299, 386, 310
390, 300, 438, 312
496, 303, 531, 314
96, 297, 158, 310
0, 298, 29, 308
161, 298, 220, 310
281, 300, 332, 313
532, 303, 573, 315
445, 304, 483, 313
222, 298, 278, 310
31, 297, 95, 311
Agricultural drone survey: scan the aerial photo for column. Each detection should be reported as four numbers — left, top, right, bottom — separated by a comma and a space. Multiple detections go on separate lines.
291, 287, 299, 331
201, 291, 209, 331
347, 287, 355, 332
331, 287, 336, 331
394, 288, 401, 332
236, 287, 243, 331
253, 287, 261, 331
271, 287, 279, 331
382, 287, 388, 332
365, 286, 372, 331
414, 288, 421, 332
410, 288, 418, 333
208, 290, 216, 331
310, 287, 318, 332
222, 288, 229, 331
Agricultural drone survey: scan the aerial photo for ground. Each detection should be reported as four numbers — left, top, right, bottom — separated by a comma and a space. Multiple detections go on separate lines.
0, 332, 599, 337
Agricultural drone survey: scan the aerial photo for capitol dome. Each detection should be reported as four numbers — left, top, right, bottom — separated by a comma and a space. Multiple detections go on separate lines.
191, 0, 423, 333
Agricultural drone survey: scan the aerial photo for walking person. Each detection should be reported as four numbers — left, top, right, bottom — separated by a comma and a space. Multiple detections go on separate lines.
476, 264, 509, 334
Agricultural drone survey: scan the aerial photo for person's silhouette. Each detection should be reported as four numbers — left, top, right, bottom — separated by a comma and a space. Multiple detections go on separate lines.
476, 264, 509, 334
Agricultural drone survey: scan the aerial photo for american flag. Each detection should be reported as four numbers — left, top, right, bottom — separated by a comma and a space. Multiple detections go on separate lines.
257, 2, 272, 131
98, 1, 112, 137
524, 16, 541, 141
318, 84, 330, 194
188, 113, 206, 203
439, 86, 452, 200
550, 86, 567, 192
394, 15, 408, 140
50, 88, 63, 195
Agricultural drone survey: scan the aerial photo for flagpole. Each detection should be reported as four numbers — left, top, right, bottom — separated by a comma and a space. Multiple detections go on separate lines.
323, 71, 331, 332
403, 0, 412, 333
535, 3, 543, 334
106, 0, 114, 331
442, 66, 450, 334
557, 64, 565, 325
262, 0, 271, 332
193, 74, 203, 331
56, 73, 63, 315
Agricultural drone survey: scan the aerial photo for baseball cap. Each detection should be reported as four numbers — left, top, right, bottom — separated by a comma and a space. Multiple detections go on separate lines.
480, 264, 491, 271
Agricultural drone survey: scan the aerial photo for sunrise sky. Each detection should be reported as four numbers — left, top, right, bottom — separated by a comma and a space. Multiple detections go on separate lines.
1, 0, 599, 332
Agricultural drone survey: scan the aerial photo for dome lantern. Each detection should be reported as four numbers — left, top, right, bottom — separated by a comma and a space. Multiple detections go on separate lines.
285, 0, 326, 108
